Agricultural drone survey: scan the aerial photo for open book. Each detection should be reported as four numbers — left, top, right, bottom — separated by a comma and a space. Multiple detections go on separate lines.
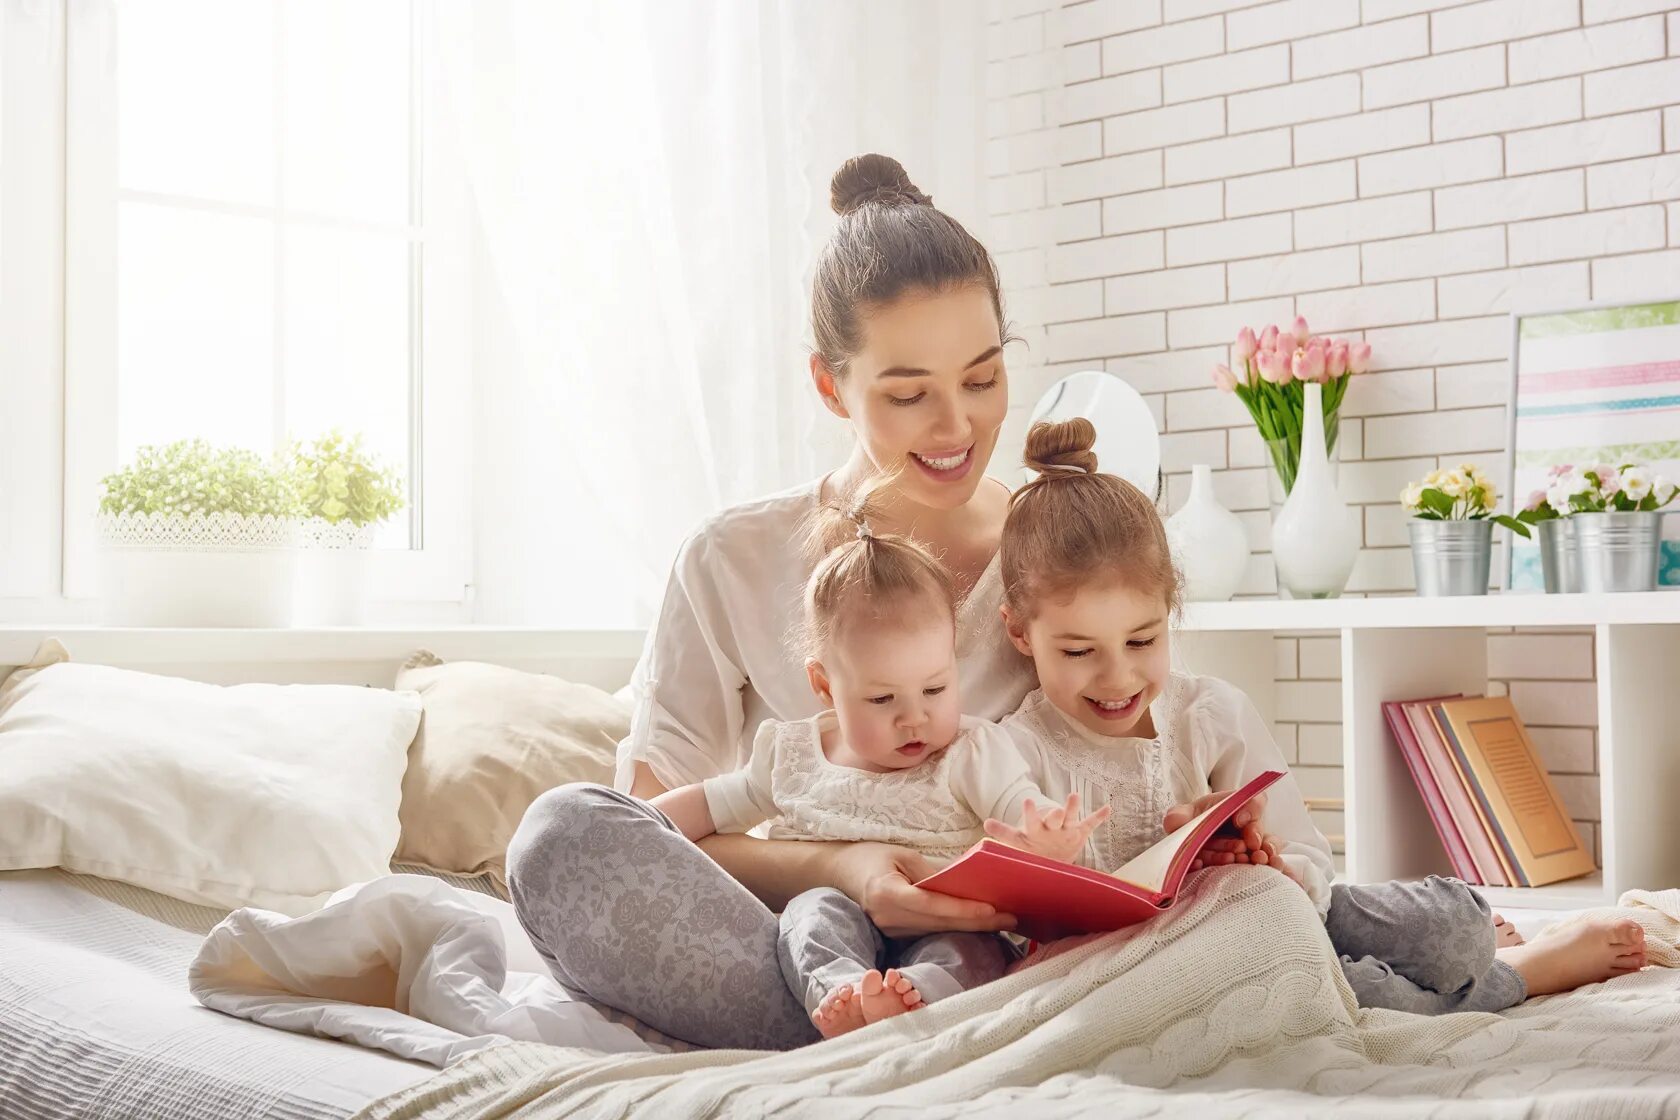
916, 770, 1284, 941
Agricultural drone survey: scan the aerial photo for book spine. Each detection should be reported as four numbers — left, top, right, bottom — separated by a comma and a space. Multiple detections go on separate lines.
1382, 702, 1479, 884
1405, 701, 1506, 887
1431, 704, 1530, 888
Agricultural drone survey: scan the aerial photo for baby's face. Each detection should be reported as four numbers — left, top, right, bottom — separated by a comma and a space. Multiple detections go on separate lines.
1006, 579, 1171, 739
818, 612, 961, 772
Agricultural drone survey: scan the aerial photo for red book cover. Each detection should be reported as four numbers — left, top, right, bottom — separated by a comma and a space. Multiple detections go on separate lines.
1403, 699, 1508, 887
1382, 697, 1480, 884
916, 770, 1284, 941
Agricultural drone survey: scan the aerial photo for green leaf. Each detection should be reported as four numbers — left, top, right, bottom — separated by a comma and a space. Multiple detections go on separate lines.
1418, 488, 1456, 518
1490, 514, 1531, 538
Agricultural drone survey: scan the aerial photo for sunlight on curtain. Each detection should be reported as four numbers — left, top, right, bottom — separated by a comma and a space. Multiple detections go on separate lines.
437, 0, 987, 626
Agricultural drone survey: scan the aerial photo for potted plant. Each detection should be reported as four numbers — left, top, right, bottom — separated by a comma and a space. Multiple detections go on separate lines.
1514, 465, 1579, 594
97, 439, 302, 626
1213, 316, 1369, 599
1400, 463, 1529, 597
288, 431, 406, 624
1540, 463, 1677, 593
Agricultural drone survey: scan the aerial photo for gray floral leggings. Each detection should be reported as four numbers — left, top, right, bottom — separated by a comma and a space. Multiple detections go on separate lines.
505, 782, 821, 1050
507, 784, 1523, 1052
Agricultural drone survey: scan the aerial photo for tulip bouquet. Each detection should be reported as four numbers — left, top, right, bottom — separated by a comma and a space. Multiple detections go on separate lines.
1211, 316, 1370, 495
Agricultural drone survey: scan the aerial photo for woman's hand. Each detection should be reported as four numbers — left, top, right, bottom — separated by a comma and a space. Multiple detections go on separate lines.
1162, 788, 1267, 837
984, 793, 1111, 864
833, 842, 1017, 939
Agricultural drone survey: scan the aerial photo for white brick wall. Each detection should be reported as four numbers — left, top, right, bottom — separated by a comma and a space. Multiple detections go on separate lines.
981, 0, 1680, 868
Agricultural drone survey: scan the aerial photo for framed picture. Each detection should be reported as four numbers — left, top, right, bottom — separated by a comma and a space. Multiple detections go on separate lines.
1505, 299, 1680, 592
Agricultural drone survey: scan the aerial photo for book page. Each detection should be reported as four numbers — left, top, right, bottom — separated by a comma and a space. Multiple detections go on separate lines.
1111, 800, 1225, 893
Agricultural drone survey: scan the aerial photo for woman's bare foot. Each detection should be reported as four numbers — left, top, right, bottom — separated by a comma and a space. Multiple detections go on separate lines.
857, 968, 923, 1024
1493, 912, 1525, 947
1498, 915, 1646, 997
812, 982, 867, 1039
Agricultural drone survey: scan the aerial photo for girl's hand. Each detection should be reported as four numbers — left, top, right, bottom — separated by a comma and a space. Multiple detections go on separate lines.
984, 793, 1111, 864
833, 842, 1017, 939
1162, 788, 1268, 837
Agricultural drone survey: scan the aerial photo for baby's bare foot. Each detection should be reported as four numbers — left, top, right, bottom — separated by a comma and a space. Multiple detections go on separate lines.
1499, 915, 1646, 997
812, 982, 867, 1039
857, 968, 923, 1025
1493, 912, 1525, 947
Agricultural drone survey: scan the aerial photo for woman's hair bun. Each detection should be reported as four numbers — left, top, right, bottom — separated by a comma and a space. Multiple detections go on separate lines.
830, 153, 933, 216
1023, 418, 1098, 477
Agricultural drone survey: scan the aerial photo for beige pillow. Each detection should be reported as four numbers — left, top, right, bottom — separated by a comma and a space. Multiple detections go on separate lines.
394, 651, 627, 888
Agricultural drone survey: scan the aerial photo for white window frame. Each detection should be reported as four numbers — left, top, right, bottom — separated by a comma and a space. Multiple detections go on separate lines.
60, 0, 471, 606
0, 1, 67, 611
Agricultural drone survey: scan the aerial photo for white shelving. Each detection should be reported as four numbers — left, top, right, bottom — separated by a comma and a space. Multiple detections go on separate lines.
1176, 591, 1680, 911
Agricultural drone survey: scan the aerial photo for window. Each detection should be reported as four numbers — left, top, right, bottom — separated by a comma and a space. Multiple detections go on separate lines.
61, 0, 469, 601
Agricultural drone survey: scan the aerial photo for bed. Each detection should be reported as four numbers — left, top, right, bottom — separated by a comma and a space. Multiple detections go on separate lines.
0, 866, 680, 1120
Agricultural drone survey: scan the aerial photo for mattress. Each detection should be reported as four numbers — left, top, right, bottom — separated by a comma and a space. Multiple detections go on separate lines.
0, 866, 678, 1120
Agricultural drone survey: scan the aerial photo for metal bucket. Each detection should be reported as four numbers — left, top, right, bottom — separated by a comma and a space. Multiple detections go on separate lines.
1408, 519, 1493, 597
1537, 517, 1579, 594
1575, 512, 1664, 593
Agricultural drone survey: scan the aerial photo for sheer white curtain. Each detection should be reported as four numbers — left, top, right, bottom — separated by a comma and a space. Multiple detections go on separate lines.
439, 0, 987, 626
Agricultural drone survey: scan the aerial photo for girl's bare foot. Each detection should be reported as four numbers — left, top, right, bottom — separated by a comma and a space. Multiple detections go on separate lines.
857, 968, 923, 1024
812, 982, 867, 1039
1493, 912, 1525, 947
1498, 916, 1646, 997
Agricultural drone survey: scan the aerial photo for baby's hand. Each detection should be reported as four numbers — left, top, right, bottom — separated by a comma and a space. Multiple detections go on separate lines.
985, 793, 1111, 864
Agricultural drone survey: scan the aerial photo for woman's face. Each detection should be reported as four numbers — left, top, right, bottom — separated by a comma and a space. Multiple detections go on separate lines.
818, 285, 1009, 511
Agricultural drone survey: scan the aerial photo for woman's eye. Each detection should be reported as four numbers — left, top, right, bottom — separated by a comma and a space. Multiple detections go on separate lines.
1128, 639, 1156, 649
867, 694, 893, 705
924, 686, 947, 697
888, 393, 925, 407
966, 376, 999, 392
1062, 648, 1092, 659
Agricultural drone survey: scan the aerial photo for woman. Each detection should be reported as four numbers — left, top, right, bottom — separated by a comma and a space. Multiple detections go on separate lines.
506, 154, 1037, 1050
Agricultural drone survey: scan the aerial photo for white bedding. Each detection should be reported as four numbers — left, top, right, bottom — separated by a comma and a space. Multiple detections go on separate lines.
0, 868, 677, 1120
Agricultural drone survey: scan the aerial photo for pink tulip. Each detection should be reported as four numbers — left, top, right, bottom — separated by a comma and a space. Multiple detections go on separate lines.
1347, 341, 1372, 374
1256, 348, 1283, 384
1274, 323, 1297, 353
1327, 342, 1348, 378
1233, 326, 1258, 363
1258, 324, 1278, 353
1292, 316, 1310, 345
1292, 345, 1325, 383
1212, 363, 1238, 392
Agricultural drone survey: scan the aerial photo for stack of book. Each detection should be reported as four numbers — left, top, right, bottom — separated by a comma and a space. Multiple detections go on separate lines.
1382, 695, 1595, 888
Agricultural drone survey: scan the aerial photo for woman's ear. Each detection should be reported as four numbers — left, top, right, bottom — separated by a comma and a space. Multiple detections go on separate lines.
1001, 605, 1033, 659
805, 657, 834, 706
810, 354, 849, 419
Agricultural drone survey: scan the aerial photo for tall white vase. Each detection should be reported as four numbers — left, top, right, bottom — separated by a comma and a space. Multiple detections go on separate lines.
1270, 382, 1358, 599
1166, 464, 1250, 602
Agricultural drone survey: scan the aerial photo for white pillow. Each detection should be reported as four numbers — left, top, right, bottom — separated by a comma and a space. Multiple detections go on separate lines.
0, 640, 422, 915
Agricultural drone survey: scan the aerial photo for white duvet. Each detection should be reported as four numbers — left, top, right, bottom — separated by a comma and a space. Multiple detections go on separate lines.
188, 875, 670, 1066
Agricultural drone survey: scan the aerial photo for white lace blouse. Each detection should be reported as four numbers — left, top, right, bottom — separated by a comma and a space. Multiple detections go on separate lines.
702, 713, 1047, 865
1000, 674, 1335, 917
614, 478, 1039, 793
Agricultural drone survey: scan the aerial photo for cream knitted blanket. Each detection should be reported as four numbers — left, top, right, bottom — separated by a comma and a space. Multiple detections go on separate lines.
353, 868, 1680, 1119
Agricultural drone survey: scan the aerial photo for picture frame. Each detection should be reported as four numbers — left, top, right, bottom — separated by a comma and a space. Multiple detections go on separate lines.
1505, 298, 1680, 592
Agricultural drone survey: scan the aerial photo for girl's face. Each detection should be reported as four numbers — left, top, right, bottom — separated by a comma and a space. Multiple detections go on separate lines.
814, 285, 1008, 512
1004, 578, 1172, 739
807, 610, 962, 773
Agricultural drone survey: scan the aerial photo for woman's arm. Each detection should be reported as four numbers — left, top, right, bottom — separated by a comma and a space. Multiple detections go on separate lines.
697, 832, 1016, 937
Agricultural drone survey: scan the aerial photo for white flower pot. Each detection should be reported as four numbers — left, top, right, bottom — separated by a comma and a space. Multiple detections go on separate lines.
1166, 464, 1251, 602
98, 513, 298, 627
293, 519, 376, 626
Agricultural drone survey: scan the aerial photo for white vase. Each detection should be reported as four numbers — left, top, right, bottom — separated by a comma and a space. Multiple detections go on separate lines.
1269, 381, 1358, 599
1166, 464, 1250, 602
293, 519, 376, 625
98, 512, 297, 627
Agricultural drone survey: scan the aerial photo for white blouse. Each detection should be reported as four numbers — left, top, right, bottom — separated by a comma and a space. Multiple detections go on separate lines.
1001, 674, 1335, 917
614, 478, 1039, 792
701, 713, 1045, 865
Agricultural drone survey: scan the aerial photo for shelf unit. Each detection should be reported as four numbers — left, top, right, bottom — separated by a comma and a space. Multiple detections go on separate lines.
1174, 591, 1680, 910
